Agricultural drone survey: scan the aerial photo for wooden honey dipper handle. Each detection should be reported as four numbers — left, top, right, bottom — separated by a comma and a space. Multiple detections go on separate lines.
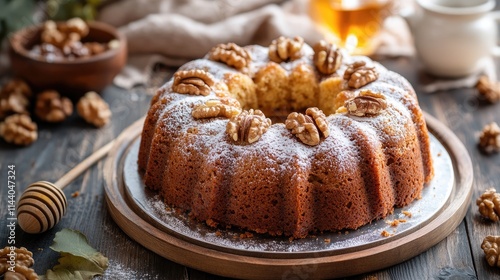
18, 139, 116, 234
55, 139, 116, 189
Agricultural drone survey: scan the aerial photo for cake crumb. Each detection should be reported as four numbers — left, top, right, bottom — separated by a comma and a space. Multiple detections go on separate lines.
388, 220, 399, 227
206, 218, 218, 227
239, 232, 254, 239
402, 211, 412, 218
387, 219, 407, 227
381, 230, 392, 237
215, 231, 222, 237
37, 248, 43, 251
71, 191, 80, 198
324, 238, 331, 243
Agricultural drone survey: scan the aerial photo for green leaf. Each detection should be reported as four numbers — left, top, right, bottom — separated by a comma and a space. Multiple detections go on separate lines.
0, 0, 37, 45
49, 0, 102, 21
43, 228, 109, 280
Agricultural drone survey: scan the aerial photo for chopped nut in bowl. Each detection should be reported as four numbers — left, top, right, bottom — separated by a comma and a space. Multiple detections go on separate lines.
9, 19, 126, 98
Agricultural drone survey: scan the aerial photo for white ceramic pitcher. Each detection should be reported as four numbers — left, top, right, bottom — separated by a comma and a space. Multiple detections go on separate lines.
403, 0, 500, 77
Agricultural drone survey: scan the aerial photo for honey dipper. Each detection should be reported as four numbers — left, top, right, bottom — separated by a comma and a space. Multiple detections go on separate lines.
17, 140, 115, 234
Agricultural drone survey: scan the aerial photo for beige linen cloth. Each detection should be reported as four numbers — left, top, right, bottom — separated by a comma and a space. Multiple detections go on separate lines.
98, 0, 417, 89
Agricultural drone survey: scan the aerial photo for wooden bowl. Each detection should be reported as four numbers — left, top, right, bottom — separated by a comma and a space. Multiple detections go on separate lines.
8, 21, 127, 98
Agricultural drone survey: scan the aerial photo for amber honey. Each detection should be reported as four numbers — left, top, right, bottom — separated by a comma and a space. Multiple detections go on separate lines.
309, 0, 392, 55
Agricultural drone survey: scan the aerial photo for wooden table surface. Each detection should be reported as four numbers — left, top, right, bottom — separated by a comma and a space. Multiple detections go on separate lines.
1, 54, 499, 279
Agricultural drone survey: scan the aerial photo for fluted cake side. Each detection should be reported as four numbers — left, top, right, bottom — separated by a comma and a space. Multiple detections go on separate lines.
138, 37, 434, 238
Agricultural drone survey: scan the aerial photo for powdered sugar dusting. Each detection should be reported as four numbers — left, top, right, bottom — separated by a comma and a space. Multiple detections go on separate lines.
181, 58, 239, 80
100, 259, 159, 279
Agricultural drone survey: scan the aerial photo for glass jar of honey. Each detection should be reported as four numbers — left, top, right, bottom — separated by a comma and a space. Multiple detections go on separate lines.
309, 0, 394, 55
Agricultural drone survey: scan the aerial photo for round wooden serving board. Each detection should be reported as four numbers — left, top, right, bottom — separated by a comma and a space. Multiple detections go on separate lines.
104, 113, 473, 279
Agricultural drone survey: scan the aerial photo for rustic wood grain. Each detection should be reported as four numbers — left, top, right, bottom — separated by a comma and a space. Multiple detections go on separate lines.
1, 54, 499, 279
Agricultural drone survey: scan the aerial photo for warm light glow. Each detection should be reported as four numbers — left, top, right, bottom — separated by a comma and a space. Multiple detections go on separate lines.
308, 0, 392, 55
345, 34, 359, 54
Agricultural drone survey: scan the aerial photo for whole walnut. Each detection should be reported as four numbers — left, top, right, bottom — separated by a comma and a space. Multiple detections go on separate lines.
286, 107, 329, 146
0, 79, 32, 120
482, 235, 500, 267
59, 17, 89, 38
477, 188, 500, 221
0, 247, 38, 280
0, 247, 34, 273
344, 61, 379, 89
77, 91, 112, 127
226, 109, 271, 144
41, 20, 66, 48
35, 90, 73, 122
478, 122, 500, 154
476, 76, 500, 103
1, 79, 31, 98
0, 114, 37, 146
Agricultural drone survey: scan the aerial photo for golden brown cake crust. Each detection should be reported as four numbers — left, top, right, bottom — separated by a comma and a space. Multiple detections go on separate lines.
139, 39, 434, 238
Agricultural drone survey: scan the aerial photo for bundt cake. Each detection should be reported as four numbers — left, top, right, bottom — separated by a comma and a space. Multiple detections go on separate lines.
138, 36, 434, 239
